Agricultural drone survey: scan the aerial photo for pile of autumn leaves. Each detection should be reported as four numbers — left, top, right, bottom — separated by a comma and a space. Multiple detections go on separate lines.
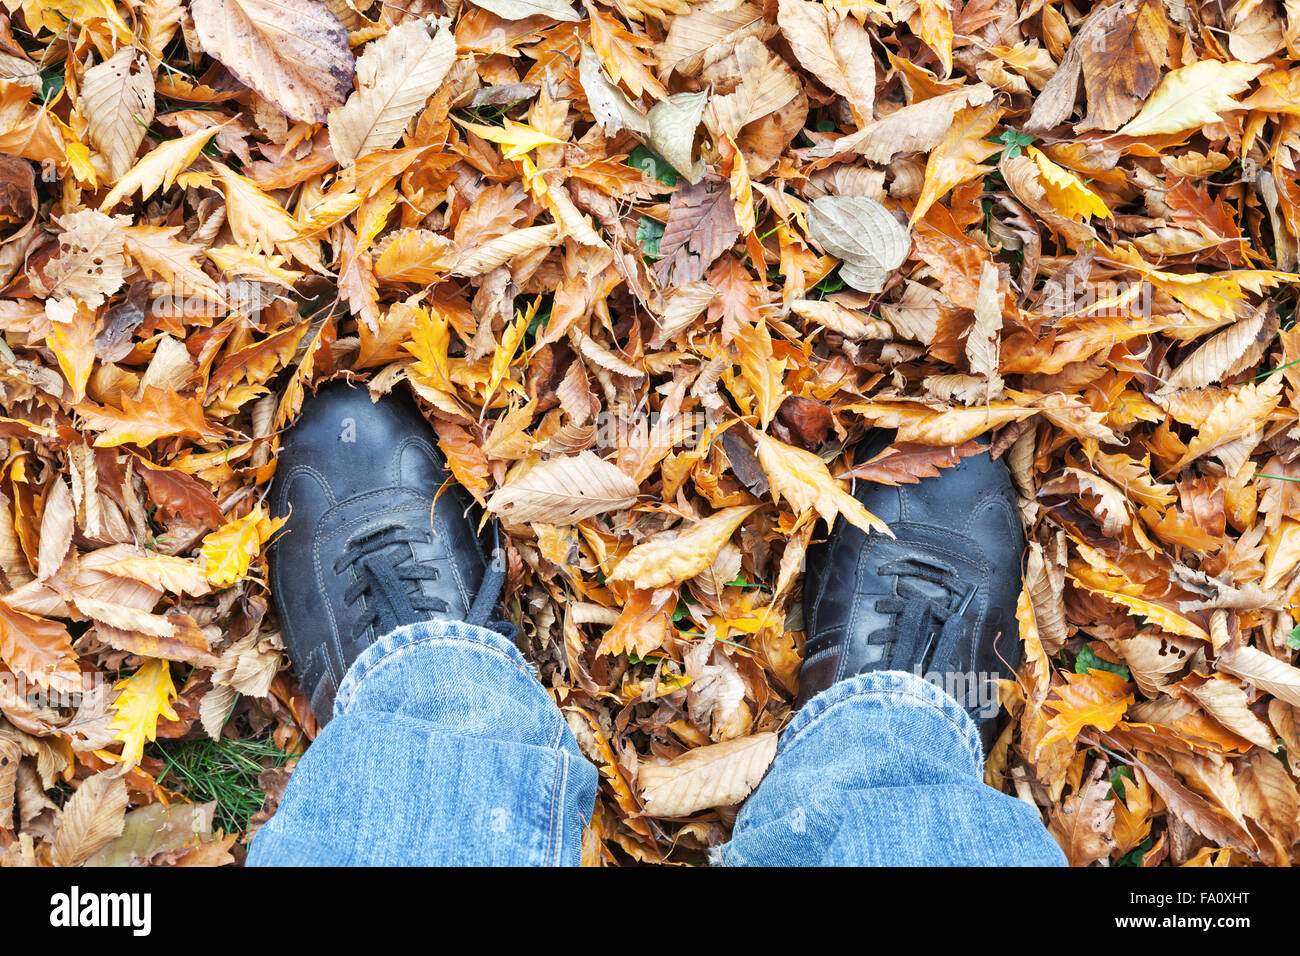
1, 0, 1300, 866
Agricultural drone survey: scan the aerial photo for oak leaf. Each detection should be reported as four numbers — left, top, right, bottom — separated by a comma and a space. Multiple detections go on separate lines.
110, 658, 179, 765
78, 386, 223, 447
1040, 668, 1133, 747
756, 433, 891, 536
1047, 763, 1117, 866
655, 175, 741, 286
200, 504, 285, 587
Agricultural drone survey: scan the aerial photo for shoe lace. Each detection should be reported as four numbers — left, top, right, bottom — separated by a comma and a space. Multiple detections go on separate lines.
334, 522, 449, 640
870, 556, 976, 673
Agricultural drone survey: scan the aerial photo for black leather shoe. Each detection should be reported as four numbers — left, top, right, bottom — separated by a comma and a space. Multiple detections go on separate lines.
799, 432, 1025, 751
268, 381, 502, 724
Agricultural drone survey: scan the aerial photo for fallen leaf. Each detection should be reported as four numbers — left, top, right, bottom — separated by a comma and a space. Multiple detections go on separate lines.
487, 452, 640, 525
639, 731, 777, 816
190, 0, 355, 123
110, 658, 179, 765
610, 505, 756, 587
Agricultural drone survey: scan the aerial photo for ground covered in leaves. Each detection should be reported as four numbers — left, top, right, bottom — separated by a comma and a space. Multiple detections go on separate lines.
1, 0, 1299, 867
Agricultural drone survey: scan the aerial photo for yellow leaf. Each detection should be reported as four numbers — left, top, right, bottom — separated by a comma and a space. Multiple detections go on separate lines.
100, 125, 221, 211
52, 115, 98, 187
1067, 573, 1211, 641
457, 118, 567, 160
1117, 60, 1267, 137
1106, 244, 1292, 322
910, 101, 1002, 226
756, 433, 892, 536
1264, 520, 1300, 590
488, 300, 534, 400
1040, 669, 1133, 747
210, 162, 320, 267
46, 0, 131, 40
1027, 146, 1112, 221
403, 303, 452, 387
731, 320, 788, 428
373, 229, 459, 283
110, 658, 179, 765
200, 505, 285, 587
205, 244, 305, 288
609, 506, 757, 588
45, 299, 97, 403
843, 400, 1037, 443
911, 0, 954, 77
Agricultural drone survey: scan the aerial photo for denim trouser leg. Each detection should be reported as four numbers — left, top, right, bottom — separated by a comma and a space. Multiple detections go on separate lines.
715, 670, 1067, 866
250, 621, 1064, 866
248, 620, 599, 866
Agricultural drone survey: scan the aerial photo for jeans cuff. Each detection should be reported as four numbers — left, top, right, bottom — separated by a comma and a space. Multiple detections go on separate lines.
785, 669, 985, 774
332, 618, 534, 718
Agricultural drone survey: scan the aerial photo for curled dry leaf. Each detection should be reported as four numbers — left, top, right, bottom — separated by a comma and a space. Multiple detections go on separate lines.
756, 432, 891, 536
110, 658, 179, 766
646, 92, 708, 184
609, 505, 756, 588
1215, 645, 1300, 708
776, 0, 875, 121
1048, 763, 1117, 866
579, 43, 649, 137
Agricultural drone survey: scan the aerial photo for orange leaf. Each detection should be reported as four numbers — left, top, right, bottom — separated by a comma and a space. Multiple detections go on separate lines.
1040, 669, 1134, 747
0, 599, 81, 693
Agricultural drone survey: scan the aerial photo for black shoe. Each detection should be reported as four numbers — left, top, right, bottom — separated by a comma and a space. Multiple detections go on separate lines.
799, 432, 1025, 751
268, 381, 503, 724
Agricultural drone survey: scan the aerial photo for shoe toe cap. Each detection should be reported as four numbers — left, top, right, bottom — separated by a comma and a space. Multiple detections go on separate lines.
276, 381, 447, 500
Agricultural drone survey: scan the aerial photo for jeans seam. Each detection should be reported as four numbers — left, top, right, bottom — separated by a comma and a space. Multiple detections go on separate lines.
786, 685, 982, 772
545, 751, 564, 865
335, 629, 533, 714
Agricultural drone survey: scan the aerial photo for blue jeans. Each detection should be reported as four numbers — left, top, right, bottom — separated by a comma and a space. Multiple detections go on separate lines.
249, 620, 1065, 866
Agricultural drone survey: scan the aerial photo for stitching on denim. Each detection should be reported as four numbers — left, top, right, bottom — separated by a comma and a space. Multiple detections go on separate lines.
786, 684, 982, 770
545, 751, 564, 865
335, 627, 534, 712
